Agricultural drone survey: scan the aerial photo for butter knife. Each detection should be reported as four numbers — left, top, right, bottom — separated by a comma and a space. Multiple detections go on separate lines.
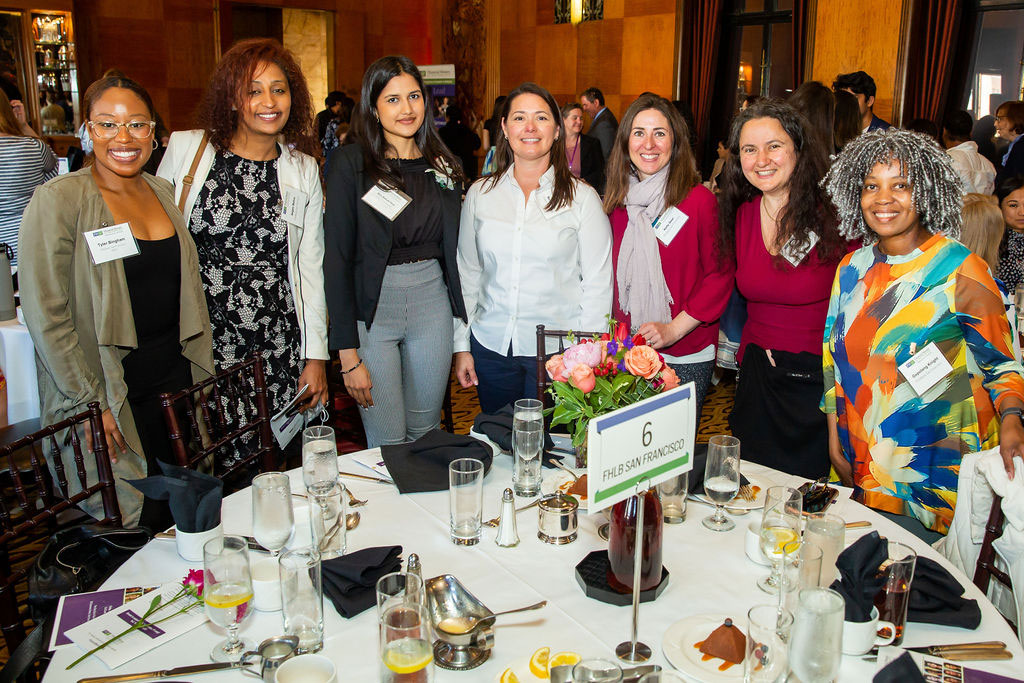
338, 470, 394, 484
154, 530, 267, 553
78, 660, 242, 682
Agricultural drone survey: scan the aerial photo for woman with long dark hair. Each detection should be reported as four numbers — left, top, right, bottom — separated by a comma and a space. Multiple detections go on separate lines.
996, 174, 1024, 292
718, 99, 851, 479
158, 38, 328, 460
603, 92, 732, 415
454, 82, 612, 412
323, 55, 467, 447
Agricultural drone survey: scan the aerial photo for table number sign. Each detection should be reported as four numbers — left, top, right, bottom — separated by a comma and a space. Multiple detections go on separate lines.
585, 383, 696, 512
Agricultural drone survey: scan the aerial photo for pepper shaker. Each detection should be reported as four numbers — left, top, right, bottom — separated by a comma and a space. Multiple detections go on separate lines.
406, 553, 422, 583
495, 488, 520, 547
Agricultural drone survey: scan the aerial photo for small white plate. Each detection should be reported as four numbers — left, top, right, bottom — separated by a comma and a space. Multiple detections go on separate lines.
541, 471, 588, 512
662, 613, 746, 682
693, 474, 768, 511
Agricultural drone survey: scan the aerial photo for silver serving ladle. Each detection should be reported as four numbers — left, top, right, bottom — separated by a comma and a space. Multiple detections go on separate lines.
436, 600, 547, 634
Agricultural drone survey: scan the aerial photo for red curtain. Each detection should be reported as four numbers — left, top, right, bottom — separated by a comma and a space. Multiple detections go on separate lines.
683, 0, 725, 159
792, 0, 809, 88
902, 0, 963, 124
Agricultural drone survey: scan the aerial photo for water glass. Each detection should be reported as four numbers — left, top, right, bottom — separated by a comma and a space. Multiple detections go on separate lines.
376, 571, 424, 617
252, 472, 294, 557
513, 419, 543, 497
203, 536, 254, 662
781, 542, 823, 614
702, 434, 740, 531
804, 512, 845, 585
757, 486, 802, 594
309, 483, 346, 560
744, 604, 793, 683
658, 471, 688, 524
873, 540, 917, 645
572, 658, 623, 682
789, 588, 845, 683
280, 547, 324, 654
449, 458, 484, 545
302, 425, 338, 497
379, 601, 434, 683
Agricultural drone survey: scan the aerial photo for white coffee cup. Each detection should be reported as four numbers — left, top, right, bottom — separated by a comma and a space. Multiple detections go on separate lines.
175, 523, 223, 563
745, 521, 771, 566
251, 554, 282, 612
276, 653, 337, 683
841, 606, 896, 655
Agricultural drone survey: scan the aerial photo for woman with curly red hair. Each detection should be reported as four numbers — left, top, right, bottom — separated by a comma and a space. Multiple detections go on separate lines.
158, 38, 328, 461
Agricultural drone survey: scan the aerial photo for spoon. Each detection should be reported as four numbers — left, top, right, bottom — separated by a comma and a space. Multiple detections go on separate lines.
437, 600, 547, 634
346, 511, 360, 530
546, 457, 580, 483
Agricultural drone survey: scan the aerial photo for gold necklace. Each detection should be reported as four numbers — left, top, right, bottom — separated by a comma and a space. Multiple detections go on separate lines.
761, 198, 783, 223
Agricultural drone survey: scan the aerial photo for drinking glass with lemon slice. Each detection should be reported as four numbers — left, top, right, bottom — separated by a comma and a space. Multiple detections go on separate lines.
380, 601, 434, 682
757, 486, 802, 594
203, 535, 254, 662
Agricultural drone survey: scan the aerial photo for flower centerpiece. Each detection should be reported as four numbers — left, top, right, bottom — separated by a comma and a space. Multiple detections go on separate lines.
545, 319, 680, 467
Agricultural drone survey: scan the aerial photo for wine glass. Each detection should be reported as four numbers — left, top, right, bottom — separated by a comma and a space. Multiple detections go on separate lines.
203, 536, 254, 662
251, 472, 294, 557
757, 486, 803, 594
701, 434, 740, 531
302, 425, 339, 499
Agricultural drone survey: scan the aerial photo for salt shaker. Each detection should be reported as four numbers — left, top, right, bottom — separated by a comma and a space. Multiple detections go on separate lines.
406, 553, 422, 583
495, 487, 520, 547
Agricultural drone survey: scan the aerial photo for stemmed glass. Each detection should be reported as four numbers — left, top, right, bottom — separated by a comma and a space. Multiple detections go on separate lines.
251, 472, 294, 557
203, 536, 254, 662
758, 486, 803, 594
701, 435, 741, 531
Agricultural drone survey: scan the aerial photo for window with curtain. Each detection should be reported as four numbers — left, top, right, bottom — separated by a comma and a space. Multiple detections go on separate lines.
962, 3, 1024, 119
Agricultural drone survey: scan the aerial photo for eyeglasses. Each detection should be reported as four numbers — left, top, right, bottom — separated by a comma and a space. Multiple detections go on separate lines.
88, 120, 155, 140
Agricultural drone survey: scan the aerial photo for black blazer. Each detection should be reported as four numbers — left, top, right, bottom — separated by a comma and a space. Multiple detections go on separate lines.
996, 139, 1024, 187
588, 109, 619, 160
323, 143, 468, 350
579, 134, 605, 194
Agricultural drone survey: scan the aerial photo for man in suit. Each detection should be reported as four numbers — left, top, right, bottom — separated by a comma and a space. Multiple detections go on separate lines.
832, 71, 891, 133
580, 87, 618, 161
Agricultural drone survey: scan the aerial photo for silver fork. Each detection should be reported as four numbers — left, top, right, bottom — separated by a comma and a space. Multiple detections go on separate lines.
292, 489, 367, 508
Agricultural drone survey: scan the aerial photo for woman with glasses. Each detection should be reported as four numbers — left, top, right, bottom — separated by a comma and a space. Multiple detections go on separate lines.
19, 76, 213, 528
158, 38, 328, 459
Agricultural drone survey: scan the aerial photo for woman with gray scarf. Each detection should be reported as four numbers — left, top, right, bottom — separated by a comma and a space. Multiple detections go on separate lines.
604, 93, 734, 415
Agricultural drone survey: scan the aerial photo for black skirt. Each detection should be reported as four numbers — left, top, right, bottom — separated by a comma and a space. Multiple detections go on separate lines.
728, 343, 830, 480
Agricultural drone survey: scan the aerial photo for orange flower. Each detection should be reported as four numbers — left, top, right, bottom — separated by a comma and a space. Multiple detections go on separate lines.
545, 354, 568, 382
570, 363, 596, 393
660, 365, 680, 390
624, 345, 662, 379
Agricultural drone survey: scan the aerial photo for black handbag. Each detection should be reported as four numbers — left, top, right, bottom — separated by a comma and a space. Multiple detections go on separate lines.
27, 524, 151, 622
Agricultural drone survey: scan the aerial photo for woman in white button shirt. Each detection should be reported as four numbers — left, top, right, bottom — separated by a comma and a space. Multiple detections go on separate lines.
454, 82, 613, 412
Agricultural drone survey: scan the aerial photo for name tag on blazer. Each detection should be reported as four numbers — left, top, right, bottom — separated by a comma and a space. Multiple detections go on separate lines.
281, 186, 307, 224
362, 183, 411, 221
83, 222, 140, 265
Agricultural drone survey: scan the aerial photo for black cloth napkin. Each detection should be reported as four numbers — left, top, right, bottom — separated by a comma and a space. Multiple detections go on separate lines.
873, 652, 926, 683
829, 532, 981, 628
380, 429, 493, 494
125, 460, 222, 533
472, 405, 563, 469
686, 442, 750, 493
322, 545, 402, 619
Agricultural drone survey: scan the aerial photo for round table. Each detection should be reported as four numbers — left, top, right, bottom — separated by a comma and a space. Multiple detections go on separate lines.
45, 447, 1023, 682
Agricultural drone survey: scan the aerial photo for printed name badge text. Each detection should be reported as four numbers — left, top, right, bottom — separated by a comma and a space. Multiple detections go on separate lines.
652, 207, 688, 246
898, 342, 953, 396
83, 223, 140, 265
281, 186, 307, 224
362, 184, 412, 221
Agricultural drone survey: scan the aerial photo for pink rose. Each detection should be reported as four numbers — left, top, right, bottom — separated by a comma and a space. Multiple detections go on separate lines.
545, 354, 569, 382
660, 365, 680, 390
562, 341, 604, 372
624, 345, 663, 379
183, 568, 204, 597
570, 363, 596, 393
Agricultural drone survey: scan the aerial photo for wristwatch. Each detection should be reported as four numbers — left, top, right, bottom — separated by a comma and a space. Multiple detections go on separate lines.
1000, 407, 1024, 423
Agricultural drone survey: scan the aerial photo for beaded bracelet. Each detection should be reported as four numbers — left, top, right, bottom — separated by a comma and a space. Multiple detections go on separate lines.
342, 359, 363, 375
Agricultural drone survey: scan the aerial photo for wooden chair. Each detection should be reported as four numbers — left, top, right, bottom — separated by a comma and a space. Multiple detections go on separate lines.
534, 325, 604, 404
159, 354, 276, 490
0, 402, 120, 655
973, 494, 1014, 595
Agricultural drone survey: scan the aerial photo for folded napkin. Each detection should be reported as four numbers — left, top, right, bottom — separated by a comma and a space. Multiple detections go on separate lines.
686, 442, 750, 494
380, 429, 493, 494
472, 405, 562, 468
830, 532, 981, 628
126, 461, 222, 533
322, 545, 402, 618
976, 452, 1024, 531
872, 652, 925, 683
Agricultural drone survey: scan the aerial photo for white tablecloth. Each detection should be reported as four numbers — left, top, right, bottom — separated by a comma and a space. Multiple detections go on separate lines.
44, 450, 1024, 682
0, 315, 39, 423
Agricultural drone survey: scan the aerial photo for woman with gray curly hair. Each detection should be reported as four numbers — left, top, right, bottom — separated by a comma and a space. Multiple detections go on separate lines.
822, 128, 1024, 540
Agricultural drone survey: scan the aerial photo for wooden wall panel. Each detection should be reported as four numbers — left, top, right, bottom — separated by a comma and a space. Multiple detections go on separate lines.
500, 29, 536, 93
575, 18, 622, 104
620, 13, 675, 99
533, 24, 578, 97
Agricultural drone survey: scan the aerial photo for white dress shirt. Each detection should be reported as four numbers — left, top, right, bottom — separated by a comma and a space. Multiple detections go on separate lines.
455, 164, 613, 356
948, 140, 997, 195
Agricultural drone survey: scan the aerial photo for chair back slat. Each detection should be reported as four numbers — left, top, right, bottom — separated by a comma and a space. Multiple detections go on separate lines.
49, 433, 70, 499
160, 354, 278, 490
973, 495, 1013, 597
534, 325, 605, 404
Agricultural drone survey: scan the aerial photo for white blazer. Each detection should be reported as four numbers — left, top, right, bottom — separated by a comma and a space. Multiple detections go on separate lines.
157, 129, 329, 360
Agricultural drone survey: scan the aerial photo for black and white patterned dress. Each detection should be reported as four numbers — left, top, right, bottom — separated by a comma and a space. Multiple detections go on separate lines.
999, 229, 1024, 294
189, 151, 301, 463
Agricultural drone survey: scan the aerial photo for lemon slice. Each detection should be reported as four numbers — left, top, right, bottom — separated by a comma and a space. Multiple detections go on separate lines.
500, 667, 520, 683
549, 651, 582, 668
382, 638, 433, 674
203, 583, 253, 609
529, 646, 550, 678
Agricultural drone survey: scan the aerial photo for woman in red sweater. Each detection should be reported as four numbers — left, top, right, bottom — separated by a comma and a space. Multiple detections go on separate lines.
604, 93, 734, 415
718, 99, 850, 479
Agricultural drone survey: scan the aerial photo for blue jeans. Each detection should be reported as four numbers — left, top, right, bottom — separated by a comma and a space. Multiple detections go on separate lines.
471, 336, 539, 414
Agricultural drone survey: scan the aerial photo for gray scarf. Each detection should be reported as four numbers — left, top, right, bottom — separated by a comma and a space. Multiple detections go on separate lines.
616, 166, 674, 327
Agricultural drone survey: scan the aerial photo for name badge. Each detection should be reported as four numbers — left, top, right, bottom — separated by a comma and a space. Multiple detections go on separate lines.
898, 342, 953, 396
83, 222, 140, 265
652, 206, 688, 246
362, 183, 412, 221
281, 186, 307, 224
780, 230, 819, 267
